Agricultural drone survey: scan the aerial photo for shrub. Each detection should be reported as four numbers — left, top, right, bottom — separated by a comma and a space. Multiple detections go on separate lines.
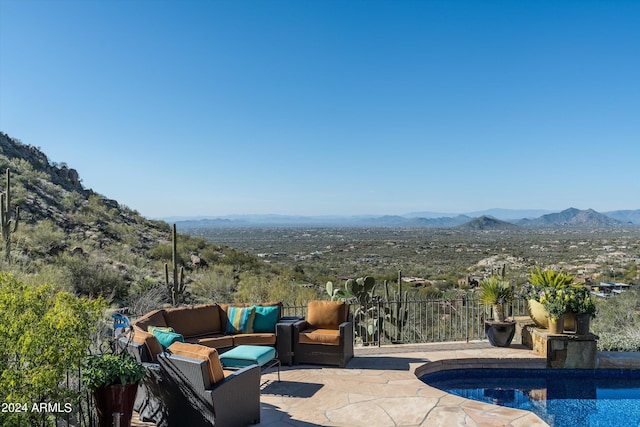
0, 273, 105, 426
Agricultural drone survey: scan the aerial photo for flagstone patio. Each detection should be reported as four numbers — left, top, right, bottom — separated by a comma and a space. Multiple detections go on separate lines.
131, 341, 640, 427
256, 341, 548, 427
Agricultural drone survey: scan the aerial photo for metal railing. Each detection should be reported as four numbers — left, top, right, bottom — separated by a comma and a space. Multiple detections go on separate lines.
283, 297, 530, 347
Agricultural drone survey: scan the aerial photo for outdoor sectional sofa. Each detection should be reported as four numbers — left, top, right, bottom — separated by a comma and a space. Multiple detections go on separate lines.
123, 302, 287, 427
128, 302, 286, 363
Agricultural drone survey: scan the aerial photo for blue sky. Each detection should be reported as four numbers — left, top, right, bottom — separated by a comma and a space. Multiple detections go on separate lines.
1, 0, 638, 218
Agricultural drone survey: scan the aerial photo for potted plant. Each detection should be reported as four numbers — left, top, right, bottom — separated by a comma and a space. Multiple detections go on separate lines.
83, 351, 146, 427
479, 276, 515, 347
572, 287, 597, 335
526, 268, 578, 329
538, 287, 569, 334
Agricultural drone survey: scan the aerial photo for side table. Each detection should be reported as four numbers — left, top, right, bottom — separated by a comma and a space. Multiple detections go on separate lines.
276, 316, 303, 366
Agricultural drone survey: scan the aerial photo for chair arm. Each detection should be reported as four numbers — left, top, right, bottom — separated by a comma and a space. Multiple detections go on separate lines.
292, 319, 309, 331
117, 336, 148, 363
207, 365, 261, 426
339, 321, 355, 362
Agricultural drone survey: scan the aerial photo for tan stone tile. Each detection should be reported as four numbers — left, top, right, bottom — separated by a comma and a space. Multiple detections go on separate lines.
326, 400, 395, 427
378, 396, 438, 425
422, 406, 472, 427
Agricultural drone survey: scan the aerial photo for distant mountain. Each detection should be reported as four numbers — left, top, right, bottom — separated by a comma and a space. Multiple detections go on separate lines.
175, 214, 473, 229
604, 210, 640, 225
406, 208, 554, 220
173, 208, 639, 230
517, 208, 626, 228
457, 216, 520, 231
462, 208, 554, 220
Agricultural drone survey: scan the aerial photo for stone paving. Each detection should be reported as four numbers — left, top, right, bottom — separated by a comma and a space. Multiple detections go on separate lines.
256, 341, 549, 427
132, 343, 640, 427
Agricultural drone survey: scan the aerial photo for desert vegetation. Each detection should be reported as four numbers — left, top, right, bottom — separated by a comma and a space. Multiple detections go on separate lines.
1, 133, 639, 352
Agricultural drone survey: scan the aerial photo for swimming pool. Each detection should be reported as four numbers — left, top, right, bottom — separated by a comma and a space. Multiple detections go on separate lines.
421, 368, 640, 427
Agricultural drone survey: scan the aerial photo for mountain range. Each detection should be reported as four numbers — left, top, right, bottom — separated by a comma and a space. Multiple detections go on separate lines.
170, 208, 640, 230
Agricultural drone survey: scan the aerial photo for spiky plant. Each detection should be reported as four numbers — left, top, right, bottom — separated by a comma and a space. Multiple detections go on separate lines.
479, 276, 512, 322
528, 267, 577, 288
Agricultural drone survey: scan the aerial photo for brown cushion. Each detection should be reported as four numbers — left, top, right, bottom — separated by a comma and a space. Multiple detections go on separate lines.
163, 304, 223, 337
132, 327, 163, 361
307, 301, 348, 329
185, 335, 234, 349
133, 309, 168, 331
232, 333, 277, 346
167, 342, 225, 384
298, 328, 341, 346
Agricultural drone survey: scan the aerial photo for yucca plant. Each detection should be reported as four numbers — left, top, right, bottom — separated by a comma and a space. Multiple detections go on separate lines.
479, 276, 512, 322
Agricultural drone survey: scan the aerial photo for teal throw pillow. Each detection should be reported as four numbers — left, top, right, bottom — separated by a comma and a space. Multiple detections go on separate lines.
151, 328, 185, 350
226, 306, 256, 334
252, 305, 279, 332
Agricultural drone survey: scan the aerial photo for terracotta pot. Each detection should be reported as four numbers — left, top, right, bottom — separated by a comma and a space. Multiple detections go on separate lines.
93, 383, 138, 427
547, 315, 565, 335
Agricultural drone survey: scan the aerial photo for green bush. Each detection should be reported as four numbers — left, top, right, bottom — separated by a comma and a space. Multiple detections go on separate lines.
592, 288, 640, 351
0, 273, 105, 426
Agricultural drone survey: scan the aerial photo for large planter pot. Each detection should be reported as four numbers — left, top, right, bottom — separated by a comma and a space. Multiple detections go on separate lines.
93, 383, 138, 427
528, 300, 576, 330
484, 320, 516, 347
527, 299, 548, 328
547, 315, 565, 335
575, 313, 592, 335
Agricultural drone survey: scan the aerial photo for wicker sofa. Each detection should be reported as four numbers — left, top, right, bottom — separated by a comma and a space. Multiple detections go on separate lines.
129, 302, 285, 363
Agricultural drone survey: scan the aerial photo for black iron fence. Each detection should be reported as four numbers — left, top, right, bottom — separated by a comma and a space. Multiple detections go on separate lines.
283, 296, 530, 347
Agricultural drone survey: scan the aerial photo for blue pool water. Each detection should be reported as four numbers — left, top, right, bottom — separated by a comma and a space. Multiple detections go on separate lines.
421, 369, 640, 427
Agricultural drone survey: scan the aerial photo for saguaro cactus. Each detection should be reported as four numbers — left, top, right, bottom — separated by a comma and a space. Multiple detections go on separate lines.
0, 169, 19, 263
165, 223, 185, 306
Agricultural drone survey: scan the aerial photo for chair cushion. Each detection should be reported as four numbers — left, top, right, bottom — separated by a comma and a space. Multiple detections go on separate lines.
132, 327, 163, 361
163, 304, 223, 337
151, 328, 185, 349
252, 305, 279, 332
168, 342, 225, 384
219, 345, 276, 368
133, 309, 168, 331
185, 335, 234, 349
298, 328, 341, 346
232, 333, 277, 346
225, 306, 256, 334
307, 301, 348, 329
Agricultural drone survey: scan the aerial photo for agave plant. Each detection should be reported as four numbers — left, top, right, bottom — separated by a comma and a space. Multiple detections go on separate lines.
528, 267, 577, 289
479, 276, 512, 322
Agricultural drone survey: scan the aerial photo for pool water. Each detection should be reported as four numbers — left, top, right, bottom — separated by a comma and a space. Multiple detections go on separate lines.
421, 369, 640, 427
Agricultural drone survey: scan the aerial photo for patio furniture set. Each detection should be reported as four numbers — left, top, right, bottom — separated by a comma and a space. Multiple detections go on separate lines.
120, 300, 354, 427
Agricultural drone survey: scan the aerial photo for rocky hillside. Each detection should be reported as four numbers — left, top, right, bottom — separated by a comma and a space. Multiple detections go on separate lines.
0, 132, 173, 290
0, 133, 294, 311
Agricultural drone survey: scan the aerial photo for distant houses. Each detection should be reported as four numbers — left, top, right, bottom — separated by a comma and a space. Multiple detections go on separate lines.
589, 282, 633, 298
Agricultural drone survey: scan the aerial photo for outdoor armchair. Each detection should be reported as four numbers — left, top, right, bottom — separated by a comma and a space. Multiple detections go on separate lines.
293, 300, 354, 367
135, 342, 261, 427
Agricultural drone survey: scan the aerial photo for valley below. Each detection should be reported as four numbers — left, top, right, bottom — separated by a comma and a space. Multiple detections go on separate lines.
185, 227, 640, 289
